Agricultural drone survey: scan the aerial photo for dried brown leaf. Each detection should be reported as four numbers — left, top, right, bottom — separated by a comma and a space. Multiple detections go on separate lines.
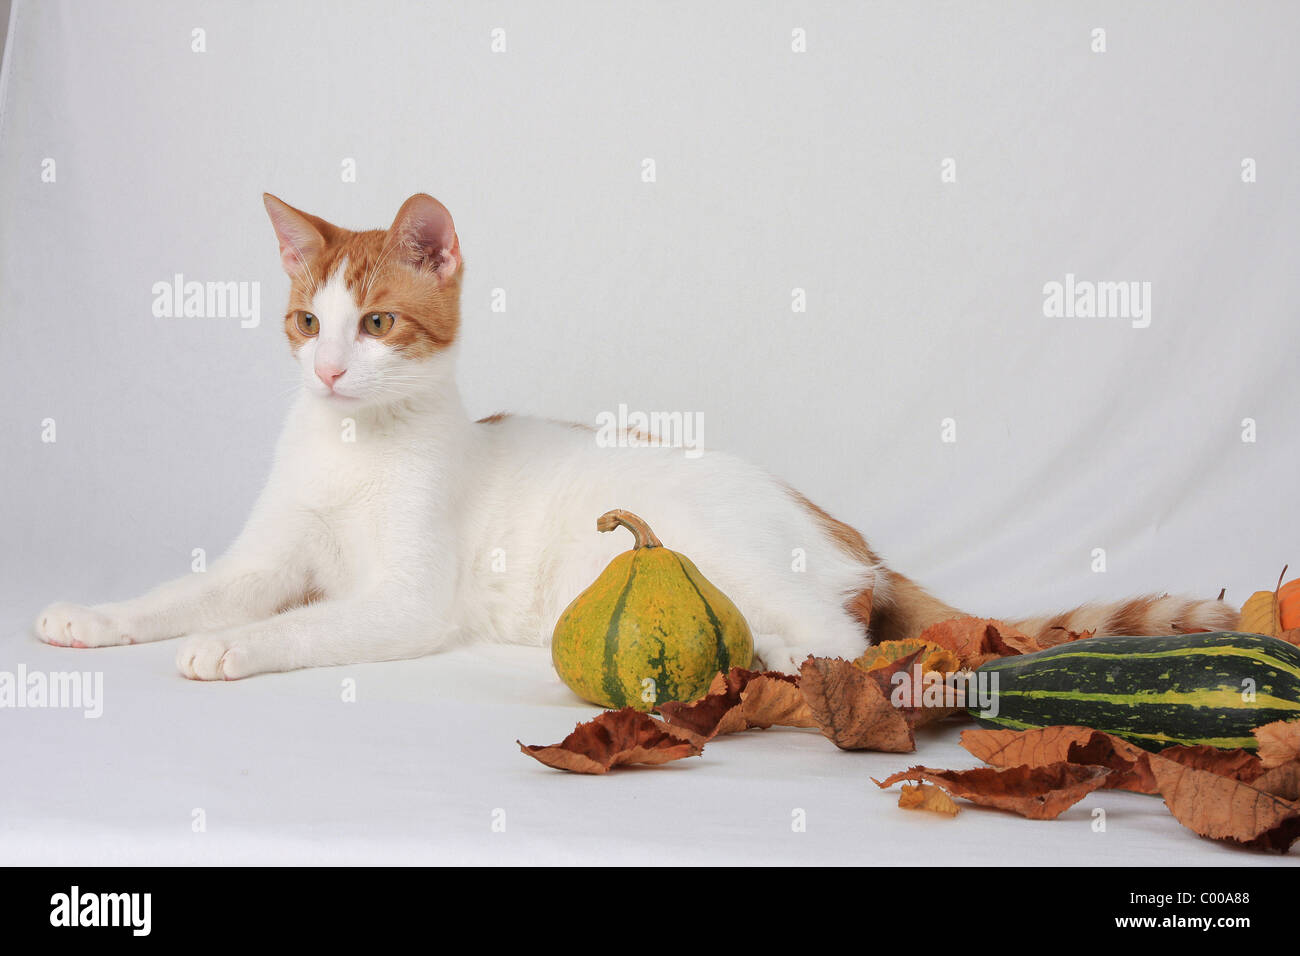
1148, 756, 1300, 852
875, 763, 1112, 820
656, 692, 747, 744
519, 708, 702, 774
799, 656, 914, 752
855, 643, 969, 729
961, 725, 1095, 766
958, 724, 1300, 851
907, 704, 965, 730
859, 645, 928, 695
918, 617, 1035, 667
1254, 720, 1300, 769
860, 646, 958, 728
1156, 745, 1264, 783
882, 659, 966, 729
656, 667, 812, 742
964, 727, 1273, 792
740, 675, 817, 729
1060, 733, 1161, 793
706, 667, 765, 698
1251, 763, 1300, 801
961, 726, 1157, 793
1240, 568, 1287, 638
898, 782, 960, 816
856, 639, 960, 676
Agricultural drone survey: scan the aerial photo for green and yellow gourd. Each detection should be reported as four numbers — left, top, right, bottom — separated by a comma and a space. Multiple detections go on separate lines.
551, 509, 753, 711
970, 631, 1300, 751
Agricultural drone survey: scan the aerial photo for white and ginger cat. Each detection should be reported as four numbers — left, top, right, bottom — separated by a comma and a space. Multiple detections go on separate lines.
35, 194, 1239, 680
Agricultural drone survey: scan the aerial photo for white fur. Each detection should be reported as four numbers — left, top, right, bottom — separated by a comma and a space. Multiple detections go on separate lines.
36, 267, 882, 678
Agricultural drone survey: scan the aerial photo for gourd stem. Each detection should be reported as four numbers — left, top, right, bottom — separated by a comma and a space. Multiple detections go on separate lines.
597, 509, 662, 549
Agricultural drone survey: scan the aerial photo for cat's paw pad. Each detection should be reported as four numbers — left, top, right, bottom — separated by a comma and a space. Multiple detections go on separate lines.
35, 603, 132, 648
176, 635, 254, 681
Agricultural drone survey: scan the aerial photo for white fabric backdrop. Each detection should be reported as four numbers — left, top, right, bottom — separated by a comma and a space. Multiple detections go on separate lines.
1, 0, 1297, 865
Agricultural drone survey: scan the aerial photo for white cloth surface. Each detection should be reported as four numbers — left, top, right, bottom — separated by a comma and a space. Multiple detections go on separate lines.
1, 629, 1292, 866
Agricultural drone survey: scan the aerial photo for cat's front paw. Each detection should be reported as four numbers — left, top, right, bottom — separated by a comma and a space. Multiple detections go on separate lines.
35, 603, 134, 648
176, 634, 256, 681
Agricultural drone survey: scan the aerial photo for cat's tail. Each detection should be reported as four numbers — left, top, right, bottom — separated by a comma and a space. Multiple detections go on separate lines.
869, 570, 1241, 646
1006, 593, 1241, 643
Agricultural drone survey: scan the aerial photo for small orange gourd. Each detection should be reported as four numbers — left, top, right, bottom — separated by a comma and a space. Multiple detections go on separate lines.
1280, 578, 1300, 631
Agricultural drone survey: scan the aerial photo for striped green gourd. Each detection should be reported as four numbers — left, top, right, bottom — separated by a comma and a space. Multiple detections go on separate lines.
551, 510, 753, 711
970, 631, 1300, 751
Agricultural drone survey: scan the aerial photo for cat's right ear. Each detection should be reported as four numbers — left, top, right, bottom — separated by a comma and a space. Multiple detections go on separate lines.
263, 194, 331, 276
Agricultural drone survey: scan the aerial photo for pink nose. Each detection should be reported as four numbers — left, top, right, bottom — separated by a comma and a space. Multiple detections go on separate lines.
316, 364, 345, 388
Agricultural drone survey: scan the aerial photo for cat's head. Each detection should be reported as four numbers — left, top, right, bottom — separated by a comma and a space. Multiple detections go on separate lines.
263, 193, 463, 405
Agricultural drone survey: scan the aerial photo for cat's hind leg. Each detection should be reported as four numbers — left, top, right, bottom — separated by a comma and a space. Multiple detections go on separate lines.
749, 605, 869, 674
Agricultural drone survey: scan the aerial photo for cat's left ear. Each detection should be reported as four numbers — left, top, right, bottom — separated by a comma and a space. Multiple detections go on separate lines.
388, 193, 462, 283
263, 193, 336, 276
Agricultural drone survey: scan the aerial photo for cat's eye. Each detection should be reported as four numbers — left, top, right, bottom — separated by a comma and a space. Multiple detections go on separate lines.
293, 311, 319, 336
362, 312, 396, 337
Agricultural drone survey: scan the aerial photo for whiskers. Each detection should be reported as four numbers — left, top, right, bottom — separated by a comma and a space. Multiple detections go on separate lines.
350, 371, 438, 401
272, 369, 308, 402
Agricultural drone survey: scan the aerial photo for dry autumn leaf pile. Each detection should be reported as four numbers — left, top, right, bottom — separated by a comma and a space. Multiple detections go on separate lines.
519, 652, 965, 773
520, 596, 1300, 853
874, 722, 1300, 852
520, 609, 1159, 775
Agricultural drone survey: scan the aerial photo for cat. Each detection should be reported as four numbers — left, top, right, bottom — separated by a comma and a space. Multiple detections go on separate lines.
34, 193, 1240, 680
